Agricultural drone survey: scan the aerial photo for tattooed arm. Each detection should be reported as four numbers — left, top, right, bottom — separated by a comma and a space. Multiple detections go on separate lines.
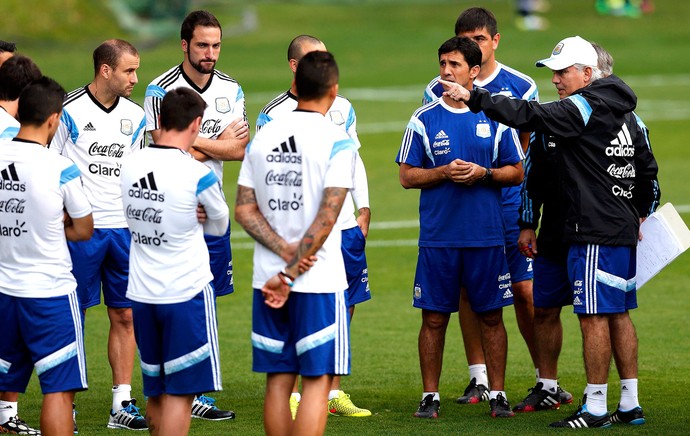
283, 187, 348, 278
235, 185, 291, 259
261, 186, 348, 308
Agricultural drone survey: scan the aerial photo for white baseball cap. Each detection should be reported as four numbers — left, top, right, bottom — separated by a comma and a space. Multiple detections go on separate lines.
535, 36, 597, 70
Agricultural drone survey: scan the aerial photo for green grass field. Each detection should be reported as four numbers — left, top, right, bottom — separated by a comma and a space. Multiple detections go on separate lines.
6, 0, 690, 434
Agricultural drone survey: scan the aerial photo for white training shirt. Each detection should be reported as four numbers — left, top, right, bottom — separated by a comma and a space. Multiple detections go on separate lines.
256, 91, 369, 230
0, 108, 19, 139
144, 65, 247, 184
49, 86, 146, 228
0, 139, 92, 298
238, 110, 357, 293
120, 145, 229, 304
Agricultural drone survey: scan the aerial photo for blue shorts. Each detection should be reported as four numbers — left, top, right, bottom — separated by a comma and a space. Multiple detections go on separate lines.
205, 224, 234, 297
568, 244, 637, 315
68, 228, 131, 310
0, 292, 88, 394
251, 290, 350, 377
505, 243, 534, 283
341, 226, 371, 307
132, 284, 222, 397
412, 247, 514, 313
533, 255, 571, 308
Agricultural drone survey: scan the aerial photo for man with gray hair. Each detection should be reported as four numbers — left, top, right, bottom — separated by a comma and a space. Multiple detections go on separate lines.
443, 36, 659, 428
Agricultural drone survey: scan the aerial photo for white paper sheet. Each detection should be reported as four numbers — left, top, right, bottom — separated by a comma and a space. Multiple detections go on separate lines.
636, 203, 690, 289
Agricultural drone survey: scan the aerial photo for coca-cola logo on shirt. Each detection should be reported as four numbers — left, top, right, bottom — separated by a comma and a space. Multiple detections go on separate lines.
125, 204, 163, 223
265, 170, 302, 186
0, 198, 25, 213
200, 119, 222, 136
88, 142, 125, 158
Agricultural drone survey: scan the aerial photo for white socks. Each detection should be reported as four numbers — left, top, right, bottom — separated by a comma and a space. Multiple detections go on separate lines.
112, 384, 132, 412
0, 401, 17, 424
619, 378, 639, 410
469, 364, 488, 387
584, 383, 608, 416
422, 392, 440, 402
328, 390, 341, 401
291, 392, 301, 402
489, 390, 506, 401
539, 377, 559, 394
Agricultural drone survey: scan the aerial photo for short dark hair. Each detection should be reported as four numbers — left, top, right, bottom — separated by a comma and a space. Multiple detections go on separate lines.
0, 40, 16, 53
454, 7, 498, 37
438, 36, 482, 69
0, 55, 42, 101
159, 88, 207, 131
17, 76, 65, 126
295, 51, 339, 101
93, 39, 138, 76
181, 10, 222, 44
287, 34, 322, 62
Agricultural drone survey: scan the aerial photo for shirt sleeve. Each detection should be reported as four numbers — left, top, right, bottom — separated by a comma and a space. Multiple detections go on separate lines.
144, 84, 165, 132
325, 137, 356, 189
467, 87, 590, 139
396, 115, 430, 167
631, 113, 660, 217
197, 169, 229, 236
60, 163, 92, 219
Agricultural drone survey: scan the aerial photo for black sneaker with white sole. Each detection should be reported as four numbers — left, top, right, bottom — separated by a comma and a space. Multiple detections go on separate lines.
0, 415, 41, 435
107, 398, 148, 430
191, 394, 235, 420
513, 382, 561, 412
550, 402, 611, 428
610, 404, 645, 425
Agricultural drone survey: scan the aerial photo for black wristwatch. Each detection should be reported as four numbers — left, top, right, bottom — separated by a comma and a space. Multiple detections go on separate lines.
481, 167, 493, 182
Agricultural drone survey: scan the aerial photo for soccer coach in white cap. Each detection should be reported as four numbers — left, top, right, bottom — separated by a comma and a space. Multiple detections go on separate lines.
440, 36, 660, 429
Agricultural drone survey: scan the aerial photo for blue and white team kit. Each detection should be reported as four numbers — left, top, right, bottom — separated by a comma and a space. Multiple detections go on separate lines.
397, 97, 521, 312
145, 64, 248, 297
424, 62, 538, 283
257, 90, 371, 307
240, 110, 357, 376
120, 144, 228, 396
49, 86, 146, 310
0, 138, 91, 395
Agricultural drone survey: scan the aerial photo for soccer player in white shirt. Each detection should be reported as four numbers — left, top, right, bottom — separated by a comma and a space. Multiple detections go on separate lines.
256, 34, 372, 418
0, 55, 43, 436
121, 88, 229, 436
0, 77, 94, 436
236, 51, 356, 436
48, 39, 147, 430
144, 10, 248, 420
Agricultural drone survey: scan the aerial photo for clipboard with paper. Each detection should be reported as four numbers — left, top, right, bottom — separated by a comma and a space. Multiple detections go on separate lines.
636, 203, 690, 289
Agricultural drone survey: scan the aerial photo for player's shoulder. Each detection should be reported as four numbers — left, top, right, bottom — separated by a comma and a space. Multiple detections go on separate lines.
148, 64, 183, 89
412, 98, 442, 119
213, 69, 239, 85
119, 96, 145, 113
260, 91, 293, 115
496, 62, 537, 86
63, 86, 89, 108
425, 75, 442, 89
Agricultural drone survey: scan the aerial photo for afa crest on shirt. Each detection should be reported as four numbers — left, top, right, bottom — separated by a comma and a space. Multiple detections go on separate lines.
329, 110, 345, 126
475, 123, 491, 138
120, 119, 133, 135
215, 97, 231, 114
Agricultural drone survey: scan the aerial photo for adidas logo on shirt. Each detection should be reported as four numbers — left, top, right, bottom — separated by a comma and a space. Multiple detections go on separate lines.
434, 130, 449, 140
266, 135, 301, 164
0, 163, 25, 192
503, 289, 513, 299
573, 296, 583, 306
128, 172, 165, 202
83, 122, 96, 131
